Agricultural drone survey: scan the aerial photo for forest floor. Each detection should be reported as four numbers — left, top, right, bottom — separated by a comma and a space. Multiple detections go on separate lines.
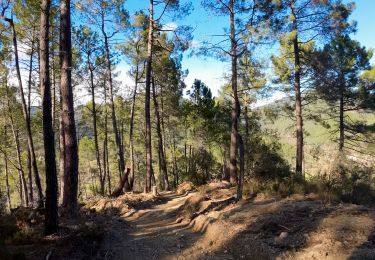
4, 182, 375, 259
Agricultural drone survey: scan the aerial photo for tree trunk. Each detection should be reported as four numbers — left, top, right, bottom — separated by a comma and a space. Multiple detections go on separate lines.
27, 30, 36, 206
60, 0, 79, 218
128, 69, 138, 191
51, 49, 57, 130
144, 0, 154, 193
103, 83, 111, 195
6, 16, 43, 206
152, 77, 169, 190
170, 127, 178, 188
339, 84, 344, 151
10, 114, 28, 207
237, 134, 244, 200
40, 0, 58, 235
3, 127, 12, 211
184, 142, 188, 176
101, 15, 128, 188
291, 0, 304, 176
5, 83, 28, 206
229, 0, 240, 184
111, 168, 131, 197
89, 66, 104, 195
243, 94, 249, 177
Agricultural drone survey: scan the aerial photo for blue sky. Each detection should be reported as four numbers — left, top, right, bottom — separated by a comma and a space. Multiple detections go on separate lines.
119, 0, 375, 97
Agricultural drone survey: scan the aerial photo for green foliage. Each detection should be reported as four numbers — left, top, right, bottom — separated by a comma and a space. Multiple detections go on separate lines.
246, 134, 291, 181
183, 148, 215, 185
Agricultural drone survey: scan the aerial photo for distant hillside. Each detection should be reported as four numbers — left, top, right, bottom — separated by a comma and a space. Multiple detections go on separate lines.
258, 97, 375, 173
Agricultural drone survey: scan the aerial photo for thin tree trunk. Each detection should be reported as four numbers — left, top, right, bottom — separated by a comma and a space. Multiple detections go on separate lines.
168, 124, 178, 188
51, 48, 57, 129
101, 15, 127, 188
27, 144, 32, 204
144, 0, 154, 193
5, 83, 27, 206
40, 0, 58, 234
6, 16, 43, 206
229, 0, 240, 184
243, 94, 249, 177
160, 85, 167, 168
89, 66, 104, 195
103, 85, 111, 195
9, 112, 28, 207
291, 0, 304, 175
3, 127, 12, 211
60, 0, 79, 217
128, 69, 138, 191
27, 29, 36, 205
152, 77, 169, 190
184, 142, 188, 176
237, 134, 244, 200
339, 84, 344, 151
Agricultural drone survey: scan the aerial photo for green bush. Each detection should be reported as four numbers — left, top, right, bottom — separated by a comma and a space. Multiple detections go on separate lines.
245, 133, 292, 182
182, 147, 216, 185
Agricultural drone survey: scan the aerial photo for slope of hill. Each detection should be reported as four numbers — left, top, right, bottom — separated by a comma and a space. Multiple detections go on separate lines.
258, 97, 375, 174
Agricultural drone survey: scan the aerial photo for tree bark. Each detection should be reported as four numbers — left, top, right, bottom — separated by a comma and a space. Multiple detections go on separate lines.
152, 76, 169, 191
144, 0, 154, 193
291, 0, 304, 175
229, 0, 240, 184
40, 0, 58, 235
59, 0, 79, 218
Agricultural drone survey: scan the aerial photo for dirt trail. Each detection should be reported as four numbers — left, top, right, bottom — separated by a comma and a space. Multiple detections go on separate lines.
96, 187, 375, 260
101, 192, 204, 260
6, 185, 375, 260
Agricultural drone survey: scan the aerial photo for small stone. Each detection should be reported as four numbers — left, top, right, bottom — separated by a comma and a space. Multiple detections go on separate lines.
279, 232, 288, 239
177, 243, 184, 249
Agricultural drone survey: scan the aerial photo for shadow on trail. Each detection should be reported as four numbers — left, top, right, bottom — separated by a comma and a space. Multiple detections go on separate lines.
51, 190, 373, 260
99, 191, 201, 260
210, 199, 335, 259
349, 228, 375, 259
99, 193, 339, 260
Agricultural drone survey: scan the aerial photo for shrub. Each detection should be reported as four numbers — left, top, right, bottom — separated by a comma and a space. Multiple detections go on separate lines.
245, 134, 292, 182
309, 154, 375, 205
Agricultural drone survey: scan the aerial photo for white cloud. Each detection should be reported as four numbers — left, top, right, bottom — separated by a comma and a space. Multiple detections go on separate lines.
162, 22, 178, 31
